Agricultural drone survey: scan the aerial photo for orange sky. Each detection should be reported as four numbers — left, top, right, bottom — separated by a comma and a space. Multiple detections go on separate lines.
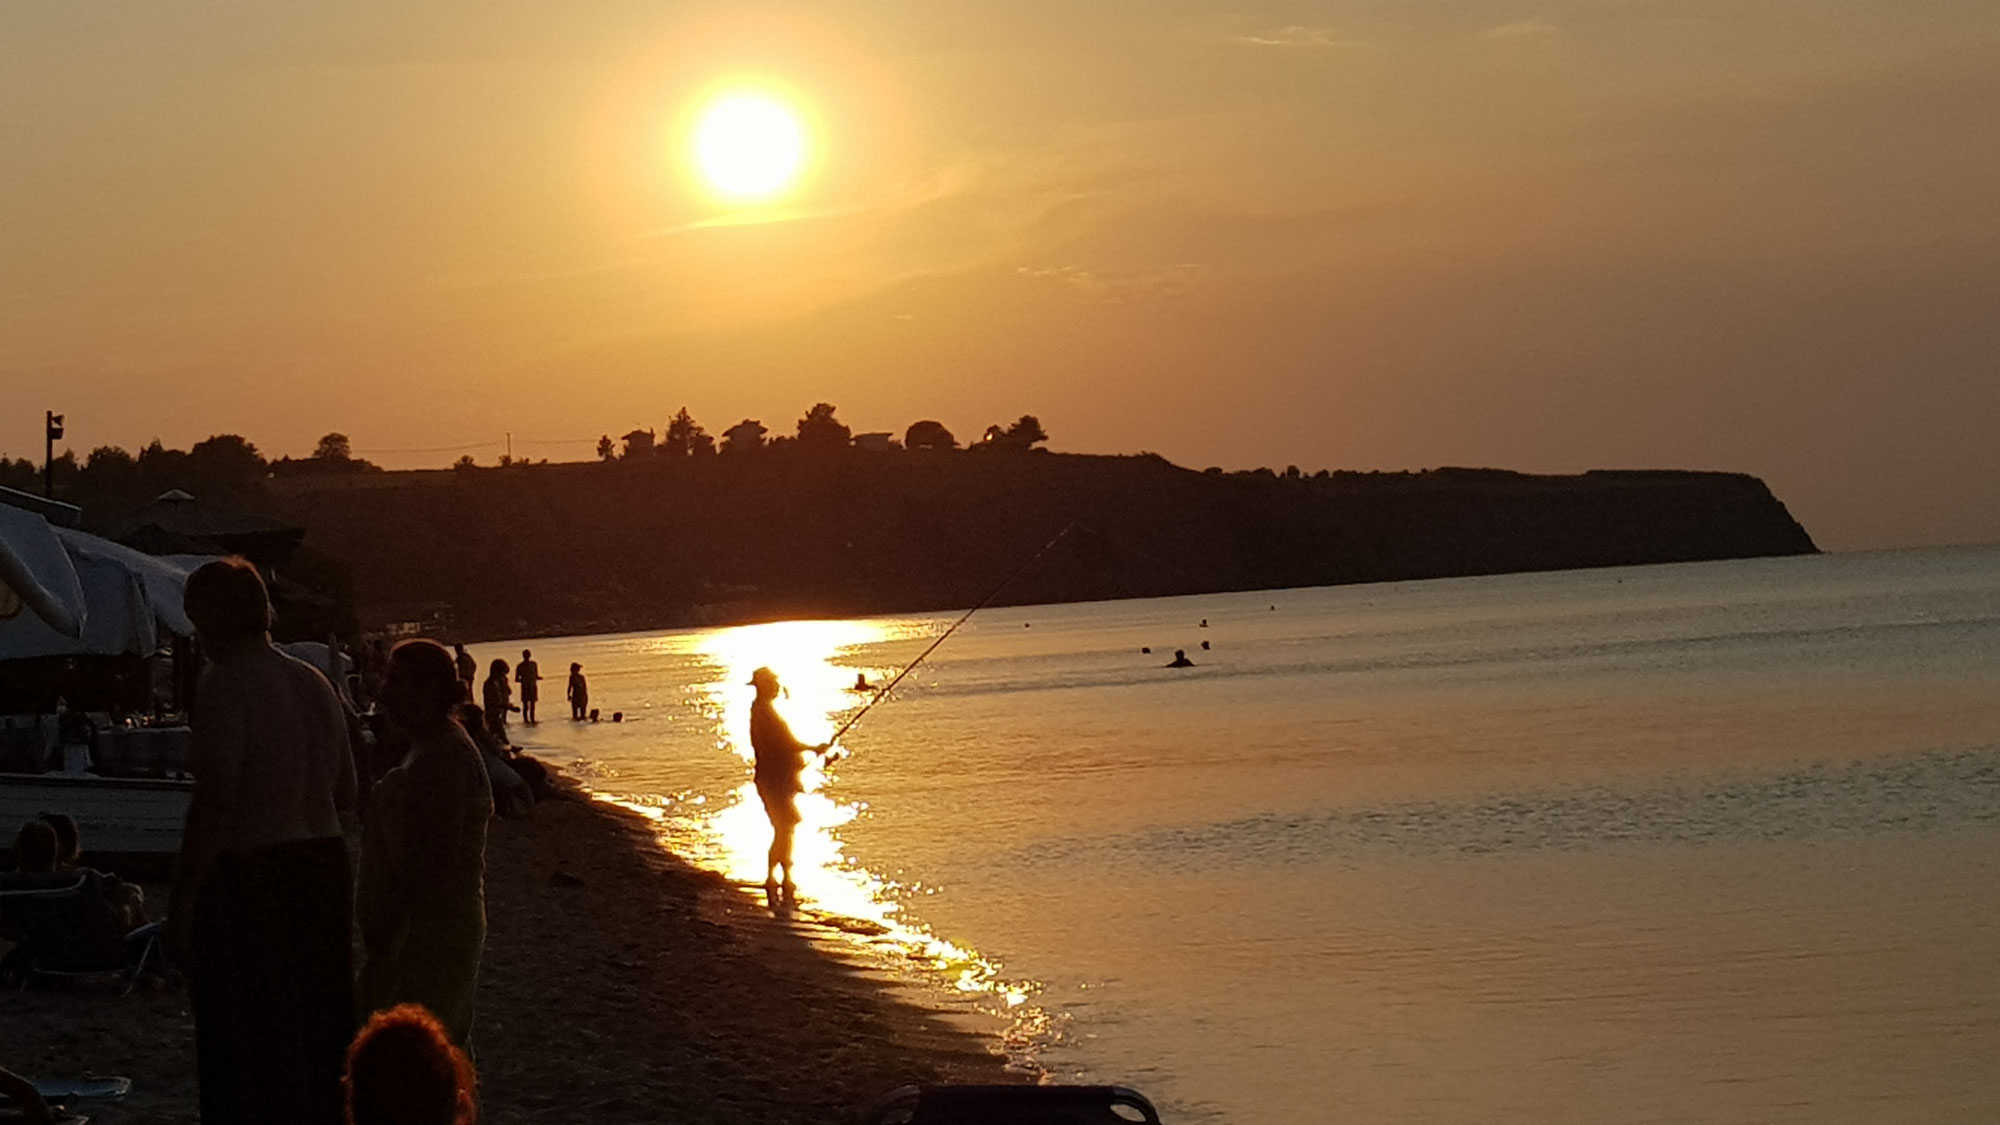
4, 1, 1998, 550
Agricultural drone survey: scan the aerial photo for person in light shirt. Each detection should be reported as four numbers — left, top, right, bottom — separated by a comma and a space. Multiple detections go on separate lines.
173, 557, 357, 1125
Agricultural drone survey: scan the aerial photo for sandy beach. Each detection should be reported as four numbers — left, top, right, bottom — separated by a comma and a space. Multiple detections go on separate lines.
1, 780, 1013, 1124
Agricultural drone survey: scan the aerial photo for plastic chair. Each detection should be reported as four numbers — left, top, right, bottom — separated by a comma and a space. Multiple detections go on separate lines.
862, 1084, 1162, 1125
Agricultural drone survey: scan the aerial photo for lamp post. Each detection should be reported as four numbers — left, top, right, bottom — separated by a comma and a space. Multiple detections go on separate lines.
44, 410, 64, 498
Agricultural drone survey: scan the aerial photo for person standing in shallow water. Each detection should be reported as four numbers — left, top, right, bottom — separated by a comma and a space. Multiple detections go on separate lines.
172, 557, 357, 1125
452, 644, 476, 702
567, 663, 588, 721
514, 650, 540, 724
481, 660, 513, 745
357, 640, 493, 1045
747, 667, 828, 905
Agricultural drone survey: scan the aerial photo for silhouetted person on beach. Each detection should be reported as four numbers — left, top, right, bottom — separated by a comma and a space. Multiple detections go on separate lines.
481, 660, 514, 745
747, 667, 828, 906
174, 557, 357, 1125
456, 705, 533, 819
1167, 649, 1194, 668
358, 641, 493, 1046
567, 663, 588, 721
514, 650, 540, 724
343, 1003, 478, 1125
39, 811, 146, 928
0, 819, 139, 983
452, 644, 476, 702
853, 672, 870, 692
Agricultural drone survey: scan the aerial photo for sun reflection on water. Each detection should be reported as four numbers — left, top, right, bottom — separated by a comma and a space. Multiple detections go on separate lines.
596, 618, 1045, 1061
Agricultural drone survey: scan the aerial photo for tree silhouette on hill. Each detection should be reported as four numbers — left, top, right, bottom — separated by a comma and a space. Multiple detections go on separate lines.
797, 403, 851, 448
662, 408, 714, 457
977, 415, 1048, 452
904, 420, 957, 451
722, 419, 767, 454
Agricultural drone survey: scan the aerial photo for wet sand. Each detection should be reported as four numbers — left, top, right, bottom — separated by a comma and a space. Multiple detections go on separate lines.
0, 782, 1011, 1123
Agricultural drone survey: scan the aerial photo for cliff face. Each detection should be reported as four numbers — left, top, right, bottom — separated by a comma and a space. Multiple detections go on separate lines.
258, 453, 1816, 637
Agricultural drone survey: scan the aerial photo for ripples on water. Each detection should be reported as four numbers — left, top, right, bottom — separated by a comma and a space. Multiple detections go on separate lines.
1109, 747, 2000, 868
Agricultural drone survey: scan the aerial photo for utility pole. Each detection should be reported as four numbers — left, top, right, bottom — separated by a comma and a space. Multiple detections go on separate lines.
44, 410, 63, 498
506, 431, 513, 464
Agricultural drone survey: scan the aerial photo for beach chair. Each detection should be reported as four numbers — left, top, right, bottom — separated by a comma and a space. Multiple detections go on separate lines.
861, 1084, 1162, 1125
0, 874, 160, 995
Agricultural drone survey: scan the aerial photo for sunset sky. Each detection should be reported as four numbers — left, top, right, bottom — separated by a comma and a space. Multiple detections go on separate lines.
4, 1, 1996, 550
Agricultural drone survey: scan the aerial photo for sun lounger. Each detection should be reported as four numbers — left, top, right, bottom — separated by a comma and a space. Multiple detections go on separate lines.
861, 1084, 1162, 1125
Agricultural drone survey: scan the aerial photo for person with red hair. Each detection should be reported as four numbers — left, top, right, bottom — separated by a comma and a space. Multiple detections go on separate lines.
343, 1004, 477, 1125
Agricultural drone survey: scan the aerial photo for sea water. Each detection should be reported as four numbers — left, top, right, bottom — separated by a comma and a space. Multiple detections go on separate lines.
501, 544, 2000, 1124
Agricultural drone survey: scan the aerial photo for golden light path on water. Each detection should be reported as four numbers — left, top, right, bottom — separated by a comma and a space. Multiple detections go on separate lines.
594, 619, 1043, 1054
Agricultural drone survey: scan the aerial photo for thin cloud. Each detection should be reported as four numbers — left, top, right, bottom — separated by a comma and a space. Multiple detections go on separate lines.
643, 202, 871, 238
1235, 25, 1351, 49
1015, 262, 1212, 304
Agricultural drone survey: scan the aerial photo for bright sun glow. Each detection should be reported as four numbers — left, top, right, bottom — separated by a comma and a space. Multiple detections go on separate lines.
690, 90, 810, 203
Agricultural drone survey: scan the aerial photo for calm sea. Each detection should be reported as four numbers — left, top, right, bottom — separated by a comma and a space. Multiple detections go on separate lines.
494, 545, 2000, 1124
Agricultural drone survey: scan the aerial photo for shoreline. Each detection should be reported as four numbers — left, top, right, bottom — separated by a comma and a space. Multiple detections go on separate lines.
0, 779, 1014, 1124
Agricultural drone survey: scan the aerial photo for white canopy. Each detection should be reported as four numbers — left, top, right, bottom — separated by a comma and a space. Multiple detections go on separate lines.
0, 502, 87, 637
0, 507, 200, 660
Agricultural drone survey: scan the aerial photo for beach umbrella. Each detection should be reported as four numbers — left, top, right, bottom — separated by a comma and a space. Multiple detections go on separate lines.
0, 516, 200, 660
0, 502, 87, 638
56, 528, 198, 638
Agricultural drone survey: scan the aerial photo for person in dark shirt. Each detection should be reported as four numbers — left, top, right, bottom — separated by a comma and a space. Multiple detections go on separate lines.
481, 660, 514, 746
452, 645, 477, 703
39, 812, 146, 928
746, 668, 829, 906
1, 820, 131, 980
566, 664, 588, 721
513, 651, 541, 725
1167, 649, 1195, 668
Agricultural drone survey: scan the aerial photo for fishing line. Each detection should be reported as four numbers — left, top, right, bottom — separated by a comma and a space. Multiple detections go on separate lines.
824, 521, 1079, 750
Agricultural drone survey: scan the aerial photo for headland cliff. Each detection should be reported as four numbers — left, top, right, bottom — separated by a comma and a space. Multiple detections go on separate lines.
256, 452, 1816, 638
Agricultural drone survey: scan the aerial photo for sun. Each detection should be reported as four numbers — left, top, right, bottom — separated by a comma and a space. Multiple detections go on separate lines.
689, 89, 811, 205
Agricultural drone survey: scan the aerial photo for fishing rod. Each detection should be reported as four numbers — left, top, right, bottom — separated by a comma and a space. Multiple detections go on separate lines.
821, 521, 1079, 752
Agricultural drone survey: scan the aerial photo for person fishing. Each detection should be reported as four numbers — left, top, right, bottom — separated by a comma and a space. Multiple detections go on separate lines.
735, 524, 1083, 909
747, 667, 829, 906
